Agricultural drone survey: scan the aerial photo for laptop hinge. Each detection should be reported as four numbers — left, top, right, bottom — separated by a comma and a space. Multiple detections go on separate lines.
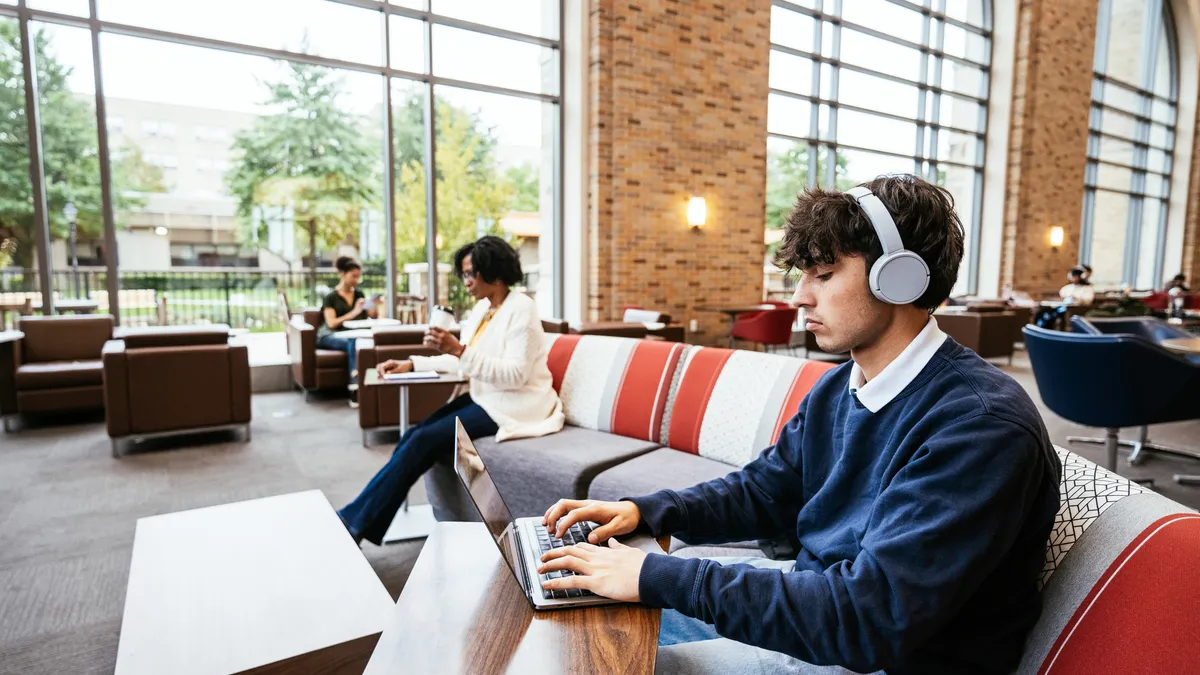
512, 526, 535, 603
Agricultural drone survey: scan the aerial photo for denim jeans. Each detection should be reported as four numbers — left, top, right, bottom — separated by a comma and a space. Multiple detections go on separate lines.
656, 556, 880, 675
316, 332, 358, 378
338, 394, 498, 545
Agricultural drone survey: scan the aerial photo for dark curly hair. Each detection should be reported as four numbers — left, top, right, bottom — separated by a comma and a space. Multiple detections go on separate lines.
334, 256, 361, 274
774, 174, 964, 312
453, 235, 524, 286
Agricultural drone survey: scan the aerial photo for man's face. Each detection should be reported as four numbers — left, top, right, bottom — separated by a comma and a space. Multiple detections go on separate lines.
790, 255, 889, 354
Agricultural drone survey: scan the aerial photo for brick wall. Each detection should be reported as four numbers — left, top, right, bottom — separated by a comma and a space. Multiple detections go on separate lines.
1184, 96, 1200, 285
587, 0, 770, 345
1002, 0, 1099, 296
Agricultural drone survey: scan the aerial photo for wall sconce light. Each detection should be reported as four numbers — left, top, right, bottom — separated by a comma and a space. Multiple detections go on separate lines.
687, 196, 707, 229
1048, 226, 1064, 250
154, 226, 169, 236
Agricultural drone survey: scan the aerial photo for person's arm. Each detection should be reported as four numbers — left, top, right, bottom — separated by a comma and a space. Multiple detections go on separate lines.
627, 405, 809, 544
323, 296, 366, 330
638, 415, 1053, 672
455, 303, 541, 389
411, 306, 476, 373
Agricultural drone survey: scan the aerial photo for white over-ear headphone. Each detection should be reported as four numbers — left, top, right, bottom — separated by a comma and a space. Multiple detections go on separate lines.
846, 186, 930, 305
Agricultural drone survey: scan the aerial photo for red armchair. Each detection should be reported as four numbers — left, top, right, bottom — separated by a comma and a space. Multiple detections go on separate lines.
730, 301, 797, 352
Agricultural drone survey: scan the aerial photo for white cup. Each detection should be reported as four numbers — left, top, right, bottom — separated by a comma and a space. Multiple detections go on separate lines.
429, 306, 455, 331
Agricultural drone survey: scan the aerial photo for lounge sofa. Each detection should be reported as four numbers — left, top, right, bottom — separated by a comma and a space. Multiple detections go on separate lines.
428, 334, 1199, 673
103, 325, 250, 456
1, 314, 114, 430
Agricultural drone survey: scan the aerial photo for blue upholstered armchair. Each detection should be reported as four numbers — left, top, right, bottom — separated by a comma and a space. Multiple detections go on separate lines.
1022, 321, 1200, 483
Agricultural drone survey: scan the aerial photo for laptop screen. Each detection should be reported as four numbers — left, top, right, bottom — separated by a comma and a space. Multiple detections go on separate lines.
452, 418, 525, 586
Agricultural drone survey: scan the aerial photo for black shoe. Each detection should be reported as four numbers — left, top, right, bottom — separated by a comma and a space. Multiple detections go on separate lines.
348, 386, 359, 409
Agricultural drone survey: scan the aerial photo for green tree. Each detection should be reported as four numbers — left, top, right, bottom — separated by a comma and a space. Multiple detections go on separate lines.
765, 143, 853, 233
504, 163, 539, 212
0, 22, 157, 268
226, 60, 379, 270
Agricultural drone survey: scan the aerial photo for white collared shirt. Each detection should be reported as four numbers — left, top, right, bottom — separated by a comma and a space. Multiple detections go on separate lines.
848, 317, 948, 413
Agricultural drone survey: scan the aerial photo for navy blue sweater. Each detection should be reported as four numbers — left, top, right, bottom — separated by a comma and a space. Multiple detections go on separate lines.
631, 339, 1062, 675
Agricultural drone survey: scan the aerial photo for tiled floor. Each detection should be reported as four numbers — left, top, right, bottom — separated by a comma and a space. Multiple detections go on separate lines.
0, 351, 1197, 674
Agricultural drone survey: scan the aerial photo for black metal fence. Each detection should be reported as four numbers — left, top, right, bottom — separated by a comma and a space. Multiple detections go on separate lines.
0, 267, 407, 332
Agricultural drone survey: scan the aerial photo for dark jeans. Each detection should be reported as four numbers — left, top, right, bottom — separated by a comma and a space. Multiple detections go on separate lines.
316, 332, 358, 378
338, 394, 498, 545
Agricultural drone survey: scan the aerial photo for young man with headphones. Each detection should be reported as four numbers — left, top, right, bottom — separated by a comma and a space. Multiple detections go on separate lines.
538, 174, 1062, 675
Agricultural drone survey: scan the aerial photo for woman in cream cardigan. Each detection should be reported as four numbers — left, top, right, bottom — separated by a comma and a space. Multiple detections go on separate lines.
338, 236, 564, 545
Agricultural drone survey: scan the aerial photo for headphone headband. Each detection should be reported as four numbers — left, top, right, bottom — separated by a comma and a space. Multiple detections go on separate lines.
846, 186, 904, 255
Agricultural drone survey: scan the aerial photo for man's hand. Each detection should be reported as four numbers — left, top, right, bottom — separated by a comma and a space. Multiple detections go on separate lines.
378, 359, 413, 375
424, 326, 464, 356
538, 539, 646, 602
542, 498, 640, 543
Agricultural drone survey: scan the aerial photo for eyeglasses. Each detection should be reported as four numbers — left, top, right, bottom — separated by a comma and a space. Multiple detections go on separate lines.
459, 269, 478, 282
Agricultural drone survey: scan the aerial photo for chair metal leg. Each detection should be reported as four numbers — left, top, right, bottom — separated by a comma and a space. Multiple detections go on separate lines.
1071, 425, 1200, 467
1174, 474, 1200, 485
362, 430, 368, 448
112, 438, 122, 458
2, 414, 15, 433
1104, 427, 1119, 472
244, 424, 252, 443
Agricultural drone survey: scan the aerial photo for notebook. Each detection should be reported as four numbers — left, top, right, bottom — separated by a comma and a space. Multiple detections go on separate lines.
382, 371, 441, 382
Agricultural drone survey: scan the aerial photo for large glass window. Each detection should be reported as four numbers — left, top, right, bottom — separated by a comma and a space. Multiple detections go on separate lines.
0, 1, 564, 328
1082, 0, 1177, 289
765, 0, 991, 298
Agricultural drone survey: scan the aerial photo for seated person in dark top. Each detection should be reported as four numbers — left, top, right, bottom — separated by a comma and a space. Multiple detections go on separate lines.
1164, 273, 1190, 294
317, 255, 377, 406
538, 174, 1063, 675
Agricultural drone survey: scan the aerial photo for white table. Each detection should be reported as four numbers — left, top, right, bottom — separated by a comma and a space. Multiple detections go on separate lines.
343, 318, 401, 330
114, 490, 394, 675
363, 368, 468, 543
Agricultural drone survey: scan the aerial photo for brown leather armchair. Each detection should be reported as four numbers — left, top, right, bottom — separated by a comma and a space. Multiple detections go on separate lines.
286, 309, 349, 400
355, 326, 460, 446
103, 325, 250, 457
1, 314, 114, 431
935, 310, 1019, 363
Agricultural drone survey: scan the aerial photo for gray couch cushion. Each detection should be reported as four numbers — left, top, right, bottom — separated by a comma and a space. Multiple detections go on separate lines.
589, 448, 771, 557
474, 426, 660, 518
588, 447, 737, 502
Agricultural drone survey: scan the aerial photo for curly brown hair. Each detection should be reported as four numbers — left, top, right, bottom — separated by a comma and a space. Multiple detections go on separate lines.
774, 174, 964, 311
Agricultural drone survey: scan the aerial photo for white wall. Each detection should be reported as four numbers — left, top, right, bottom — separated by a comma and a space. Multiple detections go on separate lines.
561, 0, 588, 324
116, 230, 172, 271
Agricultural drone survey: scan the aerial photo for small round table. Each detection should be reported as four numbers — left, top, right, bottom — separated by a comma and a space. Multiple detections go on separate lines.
1161, 337, 1200, 354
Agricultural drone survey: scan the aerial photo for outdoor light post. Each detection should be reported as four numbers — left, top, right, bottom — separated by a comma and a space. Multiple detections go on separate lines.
64, 202, 79, 298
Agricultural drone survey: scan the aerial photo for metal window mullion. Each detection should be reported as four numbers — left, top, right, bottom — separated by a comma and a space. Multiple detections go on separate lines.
826, 3, 841, 189
914, 9, 930, 165
17, 2, 54, 314
1152, 196, 1168, 286
382, 6, 396, 319
88, 0, 119, 322
807, 10, 821, 188
552, 0, 564, 318
422, 4, 438, 317
1093, 0, 1112, 75
1079, 189, 1095, 264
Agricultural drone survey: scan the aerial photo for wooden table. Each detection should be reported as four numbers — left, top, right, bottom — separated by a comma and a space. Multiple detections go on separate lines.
363, 367, 468, 542
1161, 337, 1200, 354
114, 490, 395, 675
364, 522, 660, 675
696, 304, 778, 348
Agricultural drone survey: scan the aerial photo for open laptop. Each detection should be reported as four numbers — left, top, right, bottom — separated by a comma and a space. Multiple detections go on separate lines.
452, 417, 661, 610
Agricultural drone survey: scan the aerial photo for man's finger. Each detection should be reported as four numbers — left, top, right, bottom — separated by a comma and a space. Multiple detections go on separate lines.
607, 537, 629, 549
554, 506, 598, 538
539, 546, 576, 563
588, 521, 625, 544
543, 499, 585, 527
541, 574, 590, 591
537, 554, 591, 576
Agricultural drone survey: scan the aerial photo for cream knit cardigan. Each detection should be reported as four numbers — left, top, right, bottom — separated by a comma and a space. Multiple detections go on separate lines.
410, 291, 564, 442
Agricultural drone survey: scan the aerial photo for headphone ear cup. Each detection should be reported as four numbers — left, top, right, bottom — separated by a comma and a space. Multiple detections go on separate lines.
870, 252, 931, 305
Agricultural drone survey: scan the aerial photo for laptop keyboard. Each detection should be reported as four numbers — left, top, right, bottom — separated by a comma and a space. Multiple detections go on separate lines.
534, 521, 598, 600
